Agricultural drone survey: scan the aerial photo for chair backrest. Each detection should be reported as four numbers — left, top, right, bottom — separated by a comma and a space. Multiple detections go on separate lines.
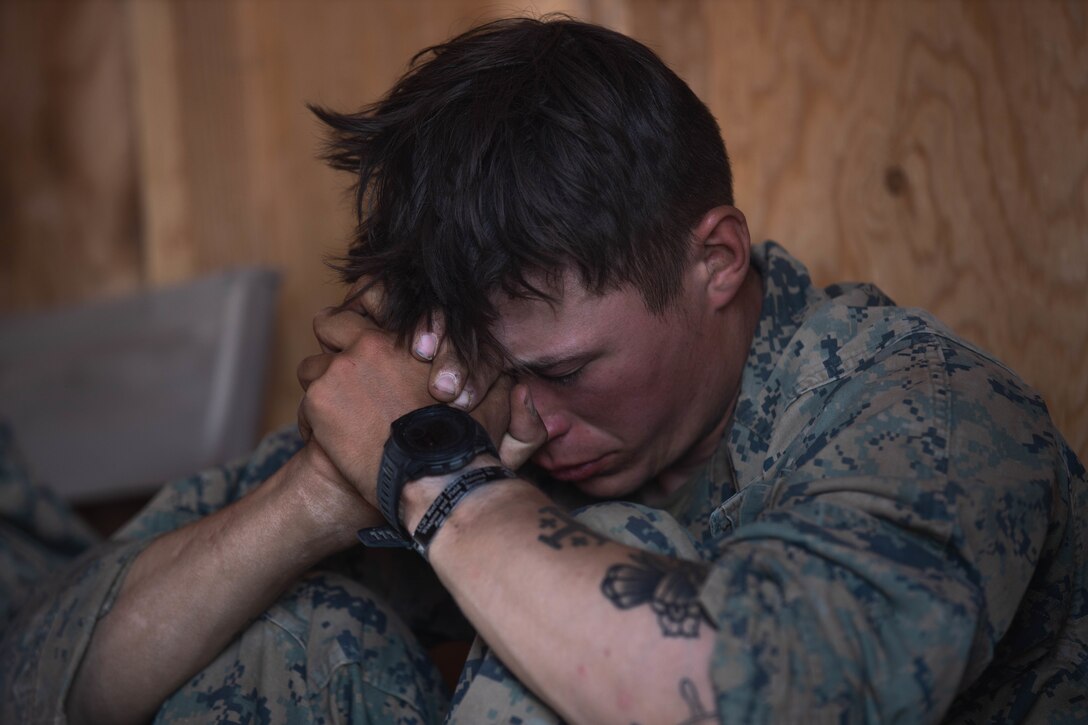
0, 267, 280, 502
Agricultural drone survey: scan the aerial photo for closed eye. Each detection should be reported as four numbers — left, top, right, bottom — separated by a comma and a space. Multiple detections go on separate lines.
538, 367, 584, 386
504, 352, 595, 387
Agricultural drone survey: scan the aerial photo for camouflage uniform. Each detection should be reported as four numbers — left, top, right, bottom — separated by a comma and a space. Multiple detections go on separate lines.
2, 242, 1085, 723
0, 427, 459, 724
662, 243, 1087, 722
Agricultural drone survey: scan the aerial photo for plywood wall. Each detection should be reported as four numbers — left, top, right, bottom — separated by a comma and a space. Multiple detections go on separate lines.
2, 0, 1085, 459
0, 0, 140, 310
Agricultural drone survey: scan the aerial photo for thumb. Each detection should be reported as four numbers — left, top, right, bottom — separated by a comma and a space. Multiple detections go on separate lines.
499, 383, 548, 470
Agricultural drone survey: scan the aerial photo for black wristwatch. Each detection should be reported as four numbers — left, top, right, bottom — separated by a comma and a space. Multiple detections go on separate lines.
357, 404, 498, 549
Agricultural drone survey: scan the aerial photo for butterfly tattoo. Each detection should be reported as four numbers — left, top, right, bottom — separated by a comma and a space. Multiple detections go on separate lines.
601, 551, 711, 638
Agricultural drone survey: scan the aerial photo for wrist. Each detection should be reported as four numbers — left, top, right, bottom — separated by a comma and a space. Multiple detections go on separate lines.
284, 448, 382, 555
400, 454, 505, 532
373, 404, 499, 539
423, 474, 542, 565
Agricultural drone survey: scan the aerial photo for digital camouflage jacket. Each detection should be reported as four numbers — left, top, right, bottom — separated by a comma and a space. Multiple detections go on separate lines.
1, 242, 1084, 723
659, 242, 1087, 722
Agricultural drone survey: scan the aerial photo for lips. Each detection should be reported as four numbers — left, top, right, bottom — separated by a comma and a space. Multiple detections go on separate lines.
539, 454, 611, 482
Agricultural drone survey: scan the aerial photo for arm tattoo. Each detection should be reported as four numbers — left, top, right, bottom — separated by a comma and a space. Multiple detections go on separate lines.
600, 551, 712, 637
629, 679, 718, 725
537, 505, 607, 550
676, 677, 718, 724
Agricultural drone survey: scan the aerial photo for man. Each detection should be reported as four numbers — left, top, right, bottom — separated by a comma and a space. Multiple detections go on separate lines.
3, 16, 1085, 724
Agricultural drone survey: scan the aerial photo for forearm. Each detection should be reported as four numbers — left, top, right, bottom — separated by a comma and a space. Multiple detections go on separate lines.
68, 453, 360, 725
408, 472, 717, 725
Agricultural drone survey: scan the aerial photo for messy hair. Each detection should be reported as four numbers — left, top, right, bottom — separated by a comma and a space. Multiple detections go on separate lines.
311, 15, 732, 365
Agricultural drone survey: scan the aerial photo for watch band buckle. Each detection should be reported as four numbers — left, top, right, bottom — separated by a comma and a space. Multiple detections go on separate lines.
356, 525, 411, 548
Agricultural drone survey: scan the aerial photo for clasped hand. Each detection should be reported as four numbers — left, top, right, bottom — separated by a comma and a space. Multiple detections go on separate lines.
296, 285, 547, 525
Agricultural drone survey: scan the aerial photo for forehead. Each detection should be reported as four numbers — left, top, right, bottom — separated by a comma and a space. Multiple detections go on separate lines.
491, 272, 659, 367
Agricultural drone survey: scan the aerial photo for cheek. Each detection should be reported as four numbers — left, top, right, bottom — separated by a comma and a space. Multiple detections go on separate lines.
566, 363, 678, 434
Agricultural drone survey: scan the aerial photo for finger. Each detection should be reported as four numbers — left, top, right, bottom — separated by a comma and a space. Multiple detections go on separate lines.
499, 383, 548, 470
426, 318, 502, 410
455, 359, 503, 411
471, 374, 513, 443
297, 399, 313, 442
342, 278, 388, 325
297, 352, 334, 391
411, 311, 441, 362
446, 359, 504, 411
429, 328, 472, 405
314, 307, 338, 354
313, 306, 377, 354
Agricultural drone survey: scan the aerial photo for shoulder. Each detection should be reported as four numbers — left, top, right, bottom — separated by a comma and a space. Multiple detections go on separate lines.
741, 242, 1079, 488
756, 281, 1076, 486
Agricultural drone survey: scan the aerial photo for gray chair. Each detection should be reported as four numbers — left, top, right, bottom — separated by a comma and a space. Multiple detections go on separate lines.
0, 267, 280, 502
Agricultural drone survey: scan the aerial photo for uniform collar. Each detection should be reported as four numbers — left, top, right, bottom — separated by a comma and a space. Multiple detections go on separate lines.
662, 242, 826, 526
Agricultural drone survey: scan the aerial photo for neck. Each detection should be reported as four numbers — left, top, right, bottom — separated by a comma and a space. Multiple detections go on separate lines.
651, 266, 764, 500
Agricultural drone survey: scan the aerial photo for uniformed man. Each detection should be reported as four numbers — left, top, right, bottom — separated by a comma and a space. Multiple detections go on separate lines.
4, 16, 1084, 725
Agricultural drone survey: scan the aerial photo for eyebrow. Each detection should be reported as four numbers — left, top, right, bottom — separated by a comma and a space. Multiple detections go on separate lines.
506, 350, 594, 377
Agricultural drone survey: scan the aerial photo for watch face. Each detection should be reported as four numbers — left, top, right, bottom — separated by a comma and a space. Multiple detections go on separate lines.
404, 416, 461, 450
394, 405, 475, 461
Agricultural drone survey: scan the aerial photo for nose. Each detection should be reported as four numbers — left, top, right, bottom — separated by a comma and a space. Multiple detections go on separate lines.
541, 411, 571, 441
526, 380, 572, 441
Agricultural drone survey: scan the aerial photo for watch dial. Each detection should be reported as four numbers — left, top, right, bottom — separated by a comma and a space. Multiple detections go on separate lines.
405, 416, 461, 451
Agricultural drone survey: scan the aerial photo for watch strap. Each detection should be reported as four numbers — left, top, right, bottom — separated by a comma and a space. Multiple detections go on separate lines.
361, 405, 500, 551
356, 524, 412, 549
410, 465, 515, 556
356, 465, 513, 551
374, 436, 412, 540
375, 407, 499, 536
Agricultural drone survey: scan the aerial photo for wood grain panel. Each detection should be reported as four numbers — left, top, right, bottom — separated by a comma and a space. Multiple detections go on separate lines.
0, 0, 139, 311
6, 0, 1085, 459
127, 0, 194, 284
610, 0, 1088, 458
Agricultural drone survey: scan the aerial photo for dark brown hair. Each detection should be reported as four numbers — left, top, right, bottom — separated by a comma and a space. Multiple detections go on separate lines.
311, 16, 732, 365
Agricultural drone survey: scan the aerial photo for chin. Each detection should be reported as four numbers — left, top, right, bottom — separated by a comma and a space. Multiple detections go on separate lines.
529, 456, 651, 501
571, 468, 646, 500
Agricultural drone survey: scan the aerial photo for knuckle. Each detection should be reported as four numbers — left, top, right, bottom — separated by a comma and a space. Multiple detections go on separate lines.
350, 327, 388, 354
299, 392, 316, 423
312, 308, 336, 342
325, 354, 353, 379
296, 407, 311, 439
304, 366, 335, 404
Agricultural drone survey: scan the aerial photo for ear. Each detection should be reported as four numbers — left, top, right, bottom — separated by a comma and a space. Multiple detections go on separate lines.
691, 205, 751, 310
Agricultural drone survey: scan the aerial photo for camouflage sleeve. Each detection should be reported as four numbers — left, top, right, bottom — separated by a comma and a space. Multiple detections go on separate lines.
0, 426, 303, 723
112, 425, 302, 542
697, 334, 1071, 722
0, 422, 101, 625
